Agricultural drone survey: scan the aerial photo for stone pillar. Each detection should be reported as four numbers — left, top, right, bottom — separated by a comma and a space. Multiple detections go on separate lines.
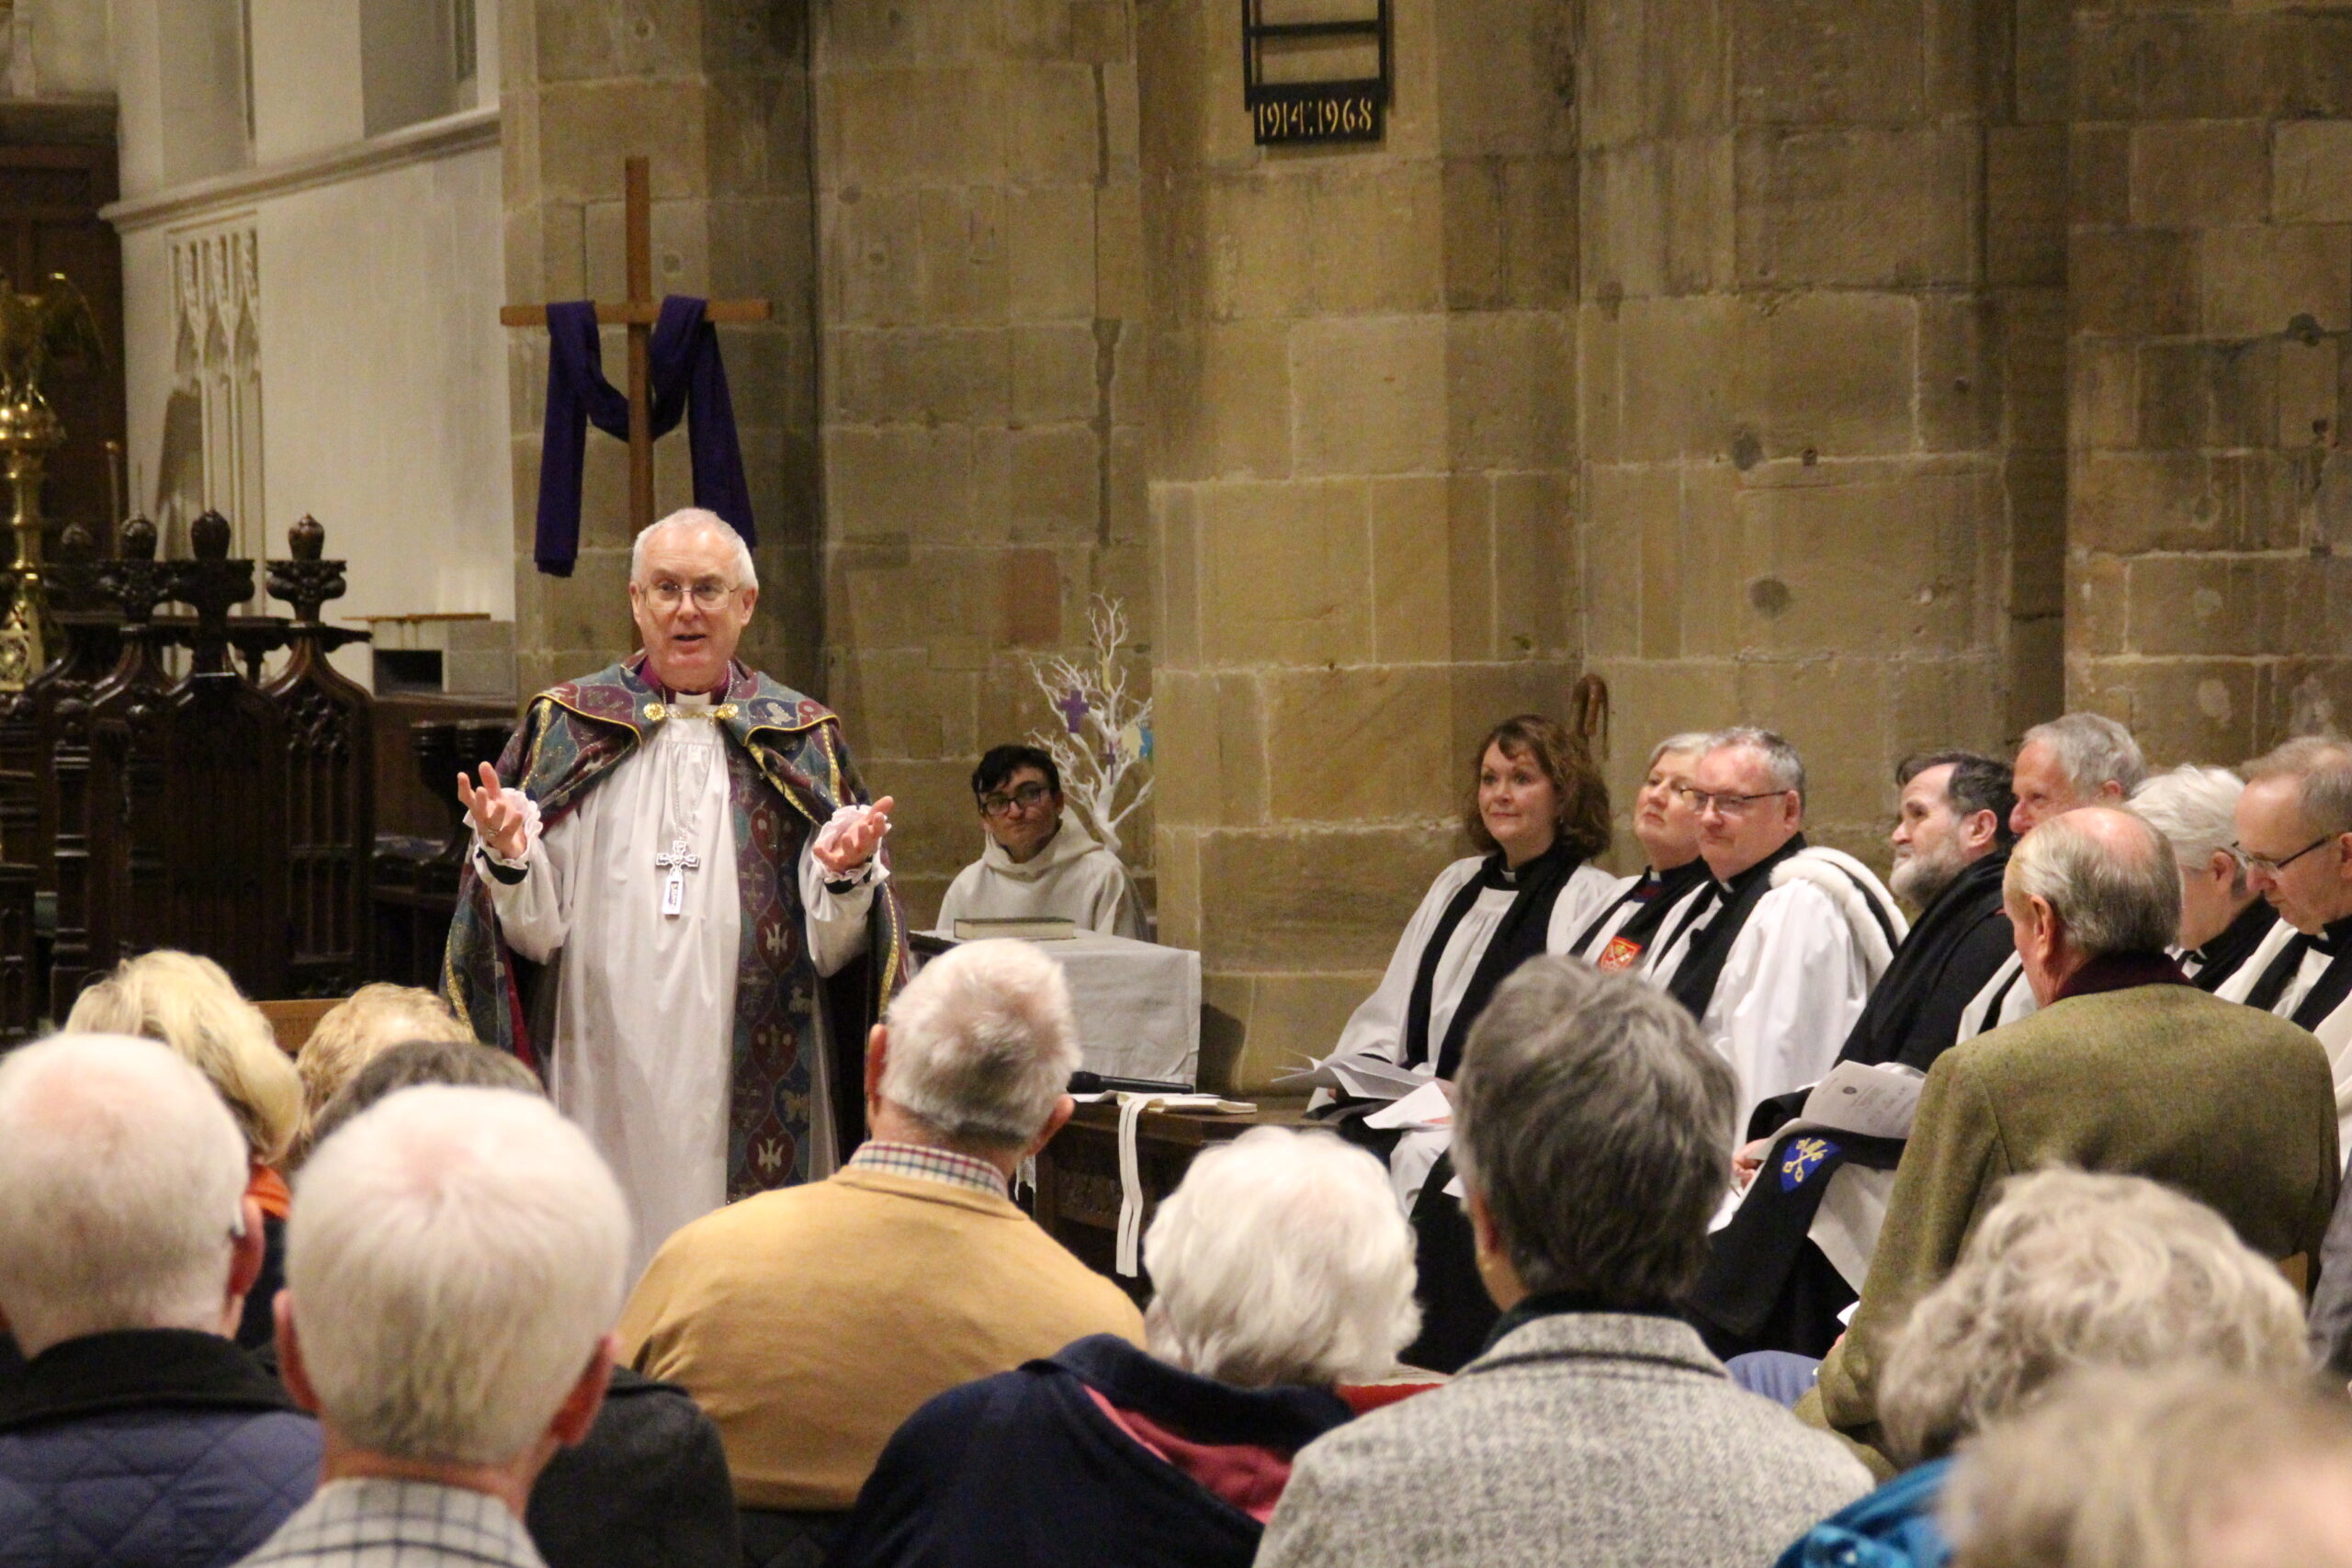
2065, 3, 2352, 760
500, 1, 820, 701
811, 3, 1150, 924
1577, 0, 2027, 862
1137, 0, 1580, 1090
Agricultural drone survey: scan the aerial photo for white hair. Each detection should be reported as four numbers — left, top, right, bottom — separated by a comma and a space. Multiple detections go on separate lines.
287, 1086, 629, 1465
2130, 765, 2247, 890
1645, 732, 1715, 771
1142, 1127, 1419, 1389
0, 1033, 251, 1356
2023, 712, 2148, 797
878, 940, 1080, 1149
1707, 726, 1806, 802
2006, 807, 2181, 957
2244, 734, 2352, 839
1881, 1169, 2306, 1466
630, 508, 757, 591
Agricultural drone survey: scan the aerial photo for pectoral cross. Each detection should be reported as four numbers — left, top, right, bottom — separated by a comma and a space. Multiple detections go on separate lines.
656, 838, 701, 918
497, 155, 773, 533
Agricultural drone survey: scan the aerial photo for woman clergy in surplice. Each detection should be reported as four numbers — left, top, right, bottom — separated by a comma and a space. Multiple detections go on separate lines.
1320, 713, 1616, 1371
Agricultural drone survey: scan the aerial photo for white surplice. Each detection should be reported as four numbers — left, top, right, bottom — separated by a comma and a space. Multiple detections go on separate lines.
2216, 921, 2352, 1168
1332, 855, 1619, 1210
479, 692, 878, 1280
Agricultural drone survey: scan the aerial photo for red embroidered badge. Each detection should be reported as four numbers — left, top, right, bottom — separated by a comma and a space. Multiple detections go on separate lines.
1597, 935, 1643, 971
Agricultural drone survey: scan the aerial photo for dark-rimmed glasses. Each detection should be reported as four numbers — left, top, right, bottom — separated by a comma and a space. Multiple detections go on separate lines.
980, 782, 1053, 818
1677, 786, 1788, 817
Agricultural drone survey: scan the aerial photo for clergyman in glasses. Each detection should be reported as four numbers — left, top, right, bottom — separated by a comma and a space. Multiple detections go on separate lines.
1639, 728, 1904, 1135
934, 744, 1142, 940
443, 508, 910, 1278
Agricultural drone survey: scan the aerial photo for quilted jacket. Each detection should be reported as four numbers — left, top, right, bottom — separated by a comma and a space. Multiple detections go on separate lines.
0, 1327, 321, 1568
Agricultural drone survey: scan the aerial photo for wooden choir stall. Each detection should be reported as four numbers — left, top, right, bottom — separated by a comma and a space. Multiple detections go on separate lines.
0, 510, 379, 1042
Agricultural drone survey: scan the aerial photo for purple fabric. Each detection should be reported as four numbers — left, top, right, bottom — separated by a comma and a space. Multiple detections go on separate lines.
534, 295, 756, 577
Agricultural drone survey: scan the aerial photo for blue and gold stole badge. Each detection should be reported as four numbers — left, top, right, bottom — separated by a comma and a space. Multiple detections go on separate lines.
1779, 1135, 1841, 1192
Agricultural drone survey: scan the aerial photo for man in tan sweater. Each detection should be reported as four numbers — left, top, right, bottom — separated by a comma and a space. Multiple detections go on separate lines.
617, 939, 1143, 1546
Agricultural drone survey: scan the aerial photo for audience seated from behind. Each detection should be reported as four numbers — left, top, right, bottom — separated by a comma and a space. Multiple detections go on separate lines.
1775, 1170, 2309, 1568
63, 950, 304, 1351
829, 1125, 1419, 1568
1941, 1369, 2352, 1568
288, 982, 474, 1167
240, 1085, 628, 1568
0, 1033, 322, 1568
933, 744, 1142, 939
616, 940, 1144, 1565
1255, 957, 1872, 1568
1804, 807, 2339, 1468
304, 1036, 739, 1568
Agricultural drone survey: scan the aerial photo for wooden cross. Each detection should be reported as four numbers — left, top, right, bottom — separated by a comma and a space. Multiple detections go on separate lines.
498, 155, 773, 534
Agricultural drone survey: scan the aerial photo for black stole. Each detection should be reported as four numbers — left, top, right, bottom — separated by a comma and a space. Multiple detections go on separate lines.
2243, 914, 2352, 1027
1402, 840, 1586, 1079
1666, 835, 1809, 1019
2187, 900, 2283, 995
1570, 858, 1712, 965
1834, 849, 2013, 1071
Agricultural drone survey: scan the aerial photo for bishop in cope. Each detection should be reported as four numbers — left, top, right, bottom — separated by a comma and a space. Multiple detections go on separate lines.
445, 509, 908, 1274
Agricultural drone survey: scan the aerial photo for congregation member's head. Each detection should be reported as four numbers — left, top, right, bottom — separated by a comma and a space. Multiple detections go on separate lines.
66, 949, 301, 1171
290, 982, 474, 1167
969, 742, 1066, 865
628, 507, 757, 696
1878, 1170, 2306, 1467
868, 938, 1082, 1168
277, 1087, 628, 1515
1689, 728, 1805, 883
0, 1034, 262, 1357
1943, 1370, 2352, 1568
1633, 731, 1713, 871
2008, 713, 2145, 836
1454, 956, 1736, 1312
1889, 750, 2017, 909
2235, 735, 2352, 937
2003, 808, 2180, 1005
2132, 764, 2258, 951
1464, 713, 1611, 872
1144, 1126, 1419, 1390
306, 1036, 545, 1155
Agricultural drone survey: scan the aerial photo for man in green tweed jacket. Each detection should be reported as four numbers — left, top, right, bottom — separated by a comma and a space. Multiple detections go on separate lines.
1803, 807, 2339, 1470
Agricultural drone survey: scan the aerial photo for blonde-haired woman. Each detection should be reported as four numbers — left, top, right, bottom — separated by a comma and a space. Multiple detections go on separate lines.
65, 950, 302, 1349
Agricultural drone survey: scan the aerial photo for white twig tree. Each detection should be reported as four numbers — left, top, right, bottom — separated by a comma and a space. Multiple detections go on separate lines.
1023, 596, 1153, 862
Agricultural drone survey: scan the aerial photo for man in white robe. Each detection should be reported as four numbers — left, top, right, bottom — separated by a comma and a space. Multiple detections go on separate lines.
933, 744, 1142, 939
1645, 728, 1903, 1134
445, 510, 907, 1277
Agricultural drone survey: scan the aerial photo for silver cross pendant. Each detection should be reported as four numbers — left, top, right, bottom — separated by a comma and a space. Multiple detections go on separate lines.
655, 838, 702, 918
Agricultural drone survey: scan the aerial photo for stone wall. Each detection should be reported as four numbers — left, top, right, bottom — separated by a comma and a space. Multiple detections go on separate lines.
501, 0, 821, 703
1577, 0, 2039, 865
811, 0, 1151, 928
2065, 1, 2352, 763
1137, 0, 1581, 1089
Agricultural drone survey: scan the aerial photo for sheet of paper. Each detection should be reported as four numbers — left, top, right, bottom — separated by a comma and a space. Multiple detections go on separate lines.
1363, 1078, 1453, 1131
1785, 1060, 1926, 1141
1270, 1050, 1430, 1102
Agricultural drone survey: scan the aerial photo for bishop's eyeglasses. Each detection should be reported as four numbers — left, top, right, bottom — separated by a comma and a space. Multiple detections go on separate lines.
980, 782, 1054, 818
642, 578, 739, 609
2235, 834, 2335, 876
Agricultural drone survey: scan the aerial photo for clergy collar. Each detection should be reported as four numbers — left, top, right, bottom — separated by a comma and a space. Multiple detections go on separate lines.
2052, 949, 2189, 1004
2313, 912, 2352, 959
1708, 832, 1806, 896
1646, 858, 1711, 895
1483, 838, 1579, 889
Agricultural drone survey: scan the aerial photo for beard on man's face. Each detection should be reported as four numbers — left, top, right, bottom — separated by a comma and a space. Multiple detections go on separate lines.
1890, 839, 1965, 910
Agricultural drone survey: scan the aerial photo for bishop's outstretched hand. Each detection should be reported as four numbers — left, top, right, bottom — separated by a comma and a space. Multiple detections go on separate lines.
457, 761, 529, 863
813, 795, 895, 876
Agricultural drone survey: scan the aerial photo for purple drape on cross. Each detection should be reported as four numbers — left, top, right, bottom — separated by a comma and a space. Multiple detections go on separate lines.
533, 295, 757, 577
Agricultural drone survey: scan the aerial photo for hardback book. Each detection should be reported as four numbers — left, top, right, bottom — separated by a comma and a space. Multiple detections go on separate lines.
952, 916, 1080, 942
